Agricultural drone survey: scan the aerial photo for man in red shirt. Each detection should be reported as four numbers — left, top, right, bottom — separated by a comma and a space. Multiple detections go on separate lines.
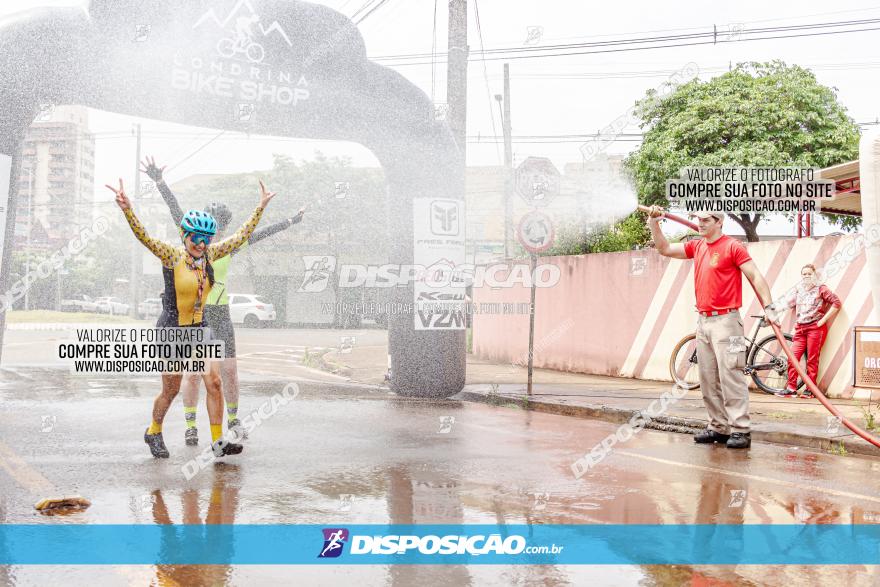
648, 209, 777, 449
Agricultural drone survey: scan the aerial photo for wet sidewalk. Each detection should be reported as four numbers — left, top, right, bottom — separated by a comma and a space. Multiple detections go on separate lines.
323, 345, 880, 458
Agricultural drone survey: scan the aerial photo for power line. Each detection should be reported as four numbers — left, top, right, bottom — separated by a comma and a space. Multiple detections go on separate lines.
163, 130, 227, 175
353, 0, 392, 25
496, 6, 880, 47
336, 0, 357, 13
51, 122, 880, 139
348, 0, 379, 21
472, 0, 501, 164
430, 0, 438, 104
371, 18, 880, 66
496, 61, 880, 81
21, 122, 880, 150
390, 25, 880, 66
374, 17, 880, 60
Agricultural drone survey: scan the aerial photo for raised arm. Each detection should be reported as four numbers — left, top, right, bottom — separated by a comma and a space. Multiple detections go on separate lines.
209, 204, 264, 260
141, 156, 183, 225
646, 206, 688, 259
208, 181, 275, 260
106, 178, 177, 267
247, 207, 305, 246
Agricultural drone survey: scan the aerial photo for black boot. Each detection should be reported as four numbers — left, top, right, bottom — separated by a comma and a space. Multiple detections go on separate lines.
726, 432, 751, 449
693, 429, 730, 444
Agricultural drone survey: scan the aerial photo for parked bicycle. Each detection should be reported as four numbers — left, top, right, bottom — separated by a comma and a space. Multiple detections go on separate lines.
669, 315, 806, 394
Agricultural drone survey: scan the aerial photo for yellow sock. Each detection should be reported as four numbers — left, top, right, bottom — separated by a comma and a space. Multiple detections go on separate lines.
147, 421, 162, 435
210, 424, 223, 443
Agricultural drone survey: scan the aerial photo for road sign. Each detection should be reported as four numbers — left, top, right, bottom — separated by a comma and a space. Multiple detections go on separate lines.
854, 326, 880, 388
515, 156, 560, 207
516, 210, 555, 254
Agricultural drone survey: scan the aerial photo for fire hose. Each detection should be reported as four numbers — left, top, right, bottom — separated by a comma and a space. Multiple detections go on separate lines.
638, 205, 880, 448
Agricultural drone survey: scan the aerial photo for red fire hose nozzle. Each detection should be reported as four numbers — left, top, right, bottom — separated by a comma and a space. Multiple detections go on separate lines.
637, 204, 880, 448
637, 204, 699, 231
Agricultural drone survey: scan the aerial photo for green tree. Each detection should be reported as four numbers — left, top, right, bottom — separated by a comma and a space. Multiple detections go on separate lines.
170, 151, 389, 254
163, 152, 389, 325
545, 212, 651, 256
7, 250, 58, 310
8, 219, 134, 311
625, 61, 860, 241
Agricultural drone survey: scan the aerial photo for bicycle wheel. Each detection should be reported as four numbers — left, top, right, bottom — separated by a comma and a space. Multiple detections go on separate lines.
246, 42, 265, 63
669, 334, 700, 390
217, 37, 236, 58
748, 333, 803, 394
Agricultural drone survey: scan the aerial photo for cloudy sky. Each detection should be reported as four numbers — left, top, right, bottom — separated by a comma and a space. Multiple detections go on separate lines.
3, 0, 880, 236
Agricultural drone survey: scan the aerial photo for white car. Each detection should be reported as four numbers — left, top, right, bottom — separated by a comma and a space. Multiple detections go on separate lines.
61, 295, 98, 313
138, 297, 162, 320
94, 296, 130, 316
229, 294, 276, 328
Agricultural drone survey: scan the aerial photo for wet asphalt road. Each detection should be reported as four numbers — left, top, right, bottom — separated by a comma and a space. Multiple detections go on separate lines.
1, 365, 880, 586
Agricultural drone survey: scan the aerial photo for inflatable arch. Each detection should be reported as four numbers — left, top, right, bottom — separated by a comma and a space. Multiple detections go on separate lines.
0, 0, 466, 397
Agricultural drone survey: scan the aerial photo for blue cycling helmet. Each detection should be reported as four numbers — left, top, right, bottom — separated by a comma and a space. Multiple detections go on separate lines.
181, 209, 217, 236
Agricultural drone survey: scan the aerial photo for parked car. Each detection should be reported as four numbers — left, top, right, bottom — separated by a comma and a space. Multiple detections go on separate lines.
137, 297, 162, 320
60, 295, 98, 313
229, 294, 276, 328
94, 296, 130, 316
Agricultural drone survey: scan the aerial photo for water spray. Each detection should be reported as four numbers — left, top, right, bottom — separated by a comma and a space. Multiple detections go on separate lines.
637, 204, 880, 449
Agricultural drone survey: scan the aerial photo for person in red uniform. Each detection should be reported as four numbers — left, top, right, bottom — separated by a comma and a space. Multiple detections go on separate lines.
647, 209, 777, 449
777, 263, 842, 399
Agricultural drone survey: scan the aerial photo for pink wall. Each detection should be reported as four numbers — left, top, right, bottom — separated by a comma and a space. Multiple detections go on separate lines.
473, 252, 668, 375
472, 235, 877, 399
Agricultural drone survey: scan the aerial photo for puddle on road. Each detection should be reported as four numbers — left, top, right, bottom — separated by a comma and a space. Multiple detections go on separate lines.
2, 368, 880, 585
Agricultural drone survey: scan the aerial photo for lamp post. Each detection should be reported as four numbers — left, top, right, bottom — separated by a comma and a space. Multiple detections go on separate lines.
494, 93, 512, 260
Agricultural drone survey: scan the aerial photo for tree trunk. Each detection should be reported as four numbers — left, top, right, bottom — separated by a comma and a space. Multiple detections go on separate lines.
730, 213, 761, 242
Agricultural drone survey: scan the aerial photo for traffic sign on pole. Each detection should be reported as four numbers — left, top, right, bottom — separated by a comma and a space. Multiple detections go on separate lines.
515, 156, 560, 207
516, 210, 555, 254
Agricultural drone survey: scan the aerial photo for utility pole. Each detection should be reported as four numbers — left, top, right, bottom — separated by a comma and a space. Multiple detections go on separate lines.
23, 166, 33, 310
501, 64, 512, 259
446, 0, 468, 165
130, 124, 141, 318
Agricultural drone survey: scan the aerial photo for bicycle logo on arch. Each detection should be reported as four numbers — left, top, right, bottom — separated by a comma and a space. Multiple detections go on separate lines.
193, 0, 294, 64
216, 14, 266, 63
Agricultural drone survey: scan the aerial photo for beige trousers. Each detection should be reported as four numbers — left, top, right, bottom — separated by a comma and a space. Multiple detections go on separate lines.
695, 311, 750, 434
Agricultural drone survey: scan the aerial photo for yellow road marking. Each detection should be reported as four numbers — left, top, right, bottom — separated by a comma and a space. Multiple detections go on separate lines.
0, 439, 54, 494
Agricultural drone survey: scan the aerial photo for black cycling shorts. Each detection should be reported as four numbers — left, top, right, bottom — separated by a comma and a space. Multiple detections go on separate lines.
151, 312, 212, 369
204, 304, 236, 358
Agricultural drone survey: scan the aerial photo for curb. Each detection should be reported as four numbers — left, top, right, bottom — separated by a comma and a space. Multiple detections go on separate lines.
456, 390, 880, 459
315, 349, 352, 378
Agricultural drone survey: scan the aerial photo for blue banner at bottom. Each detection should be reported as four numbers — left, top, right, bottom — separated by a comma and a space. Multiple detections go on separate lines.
1, 524, 879, 565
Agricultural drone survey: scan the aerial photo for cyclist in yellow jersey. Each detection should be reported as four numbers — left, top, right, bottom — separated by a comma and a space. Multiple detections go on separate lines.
140, 156, 304, 445
106, 177, 276, 458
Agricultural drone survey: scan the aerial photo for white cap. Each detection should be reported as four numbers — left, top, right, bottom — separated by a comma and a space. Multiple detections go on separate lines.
690, 211, 726, 221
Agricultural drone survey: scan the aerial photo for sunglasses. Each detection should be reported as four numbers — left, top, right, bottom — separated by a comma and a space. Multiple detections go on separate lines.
188, 233, 213, 246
